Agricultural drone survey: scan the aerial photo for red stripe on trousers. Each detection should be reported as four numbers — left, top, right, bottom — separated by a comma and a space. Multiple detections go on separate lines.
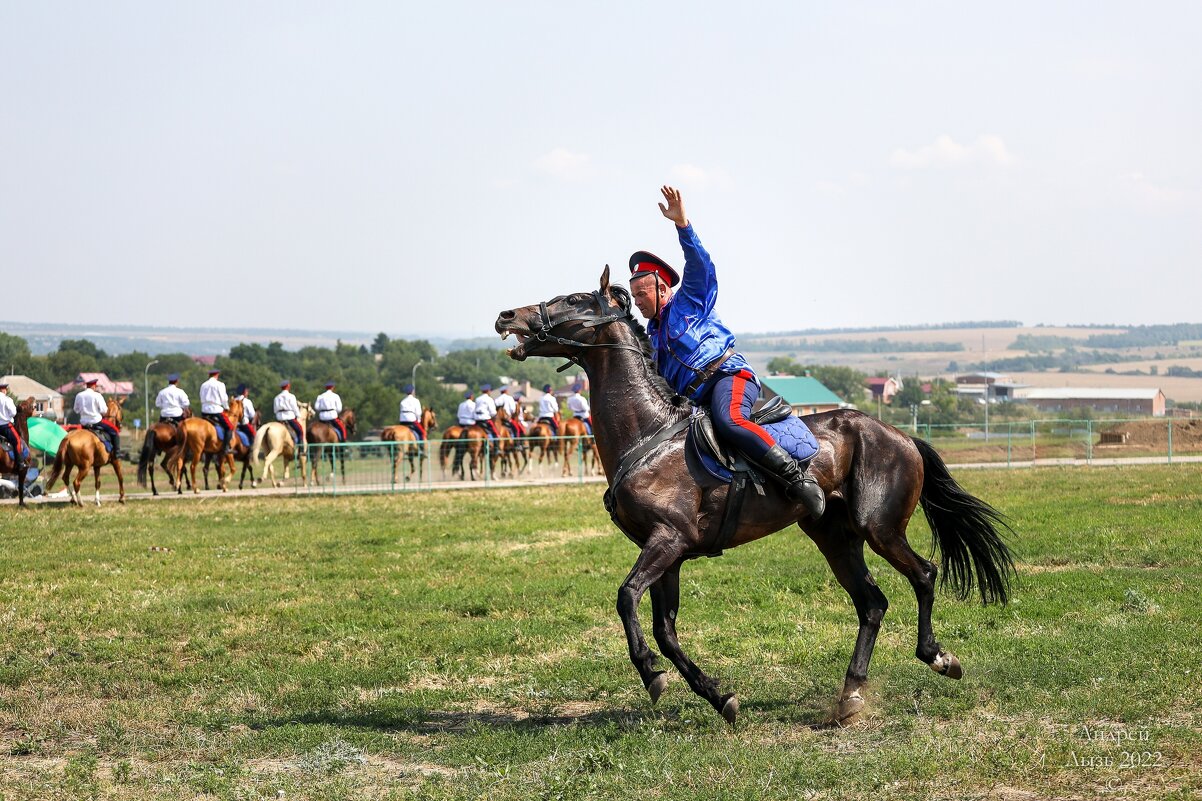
728, 374, 774, 447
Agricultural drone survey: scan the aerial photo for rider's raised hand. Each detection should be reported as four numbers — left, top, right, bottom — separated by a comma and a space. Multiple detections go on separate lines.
658, 185, 689, 228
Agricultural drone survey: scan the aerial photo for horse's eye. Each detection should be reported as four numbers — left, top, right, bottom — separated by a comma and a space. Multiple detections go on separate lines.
568, 293, 588, 304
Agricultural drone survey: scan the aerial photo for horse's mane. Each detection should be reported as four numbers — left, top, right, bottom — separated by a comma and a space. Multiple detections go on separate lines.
607, 285, 687, 411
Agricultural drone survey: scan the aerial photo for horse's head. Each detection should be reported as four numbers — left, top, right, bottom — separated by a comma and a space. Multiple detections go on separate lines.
107, 397, 124, 427
343, 409, 357, 436
495, 266, 633, 362
229, 397, 243, 424
16, 397, 34, 419
297, 402, 313, 425
423, 408, 438, 429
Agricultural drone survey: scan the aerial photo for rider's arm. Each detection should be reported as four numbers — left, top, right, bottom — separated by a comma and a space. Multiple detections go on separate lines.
674, 223, 718, 318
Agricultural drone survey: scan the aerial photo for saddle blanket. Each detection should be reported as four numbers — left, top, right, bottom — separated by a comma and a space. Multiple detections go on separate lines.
689, 413, 819, 484
206, 420, 251, 447
1, 440, 30, 462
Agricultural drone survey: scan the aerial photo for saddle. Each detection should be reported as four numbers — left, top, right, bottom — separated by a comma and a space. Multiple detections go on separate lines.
204, 416, 230, 443
1, 438, 30, 462
686, 395, 804, 483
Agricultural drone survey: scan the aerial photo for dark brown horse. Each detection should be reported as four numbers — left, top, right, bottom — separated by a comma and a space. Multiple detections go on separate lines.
496, 268, 1013, 724
45, 397, 127, 507
0, 397, 35, 505
308, 409, 357, 484
381, 408, 438, 483
136, 409, 192, 495
202, 407, 261, 490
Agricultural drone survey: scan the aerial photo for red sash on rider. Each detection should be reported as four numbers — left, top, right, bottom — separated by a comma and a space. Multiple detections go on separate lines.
1, 423, 24, 457
332, 418, 348, 441
512, 417, 525, 436
407, 421, 426, 439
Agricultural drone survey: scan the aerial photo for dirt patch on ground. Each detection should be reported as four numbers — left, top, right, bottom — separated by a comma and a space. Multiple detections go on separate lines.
1100, 418, 1202, 450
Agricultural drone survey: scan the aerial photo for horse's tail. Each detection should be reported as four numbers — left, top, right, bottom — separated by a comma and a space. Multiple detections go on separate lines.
912, 437, 1016, 605
137, 429, 155, 486
252, 424, 269, 468
44, 438, 69, 491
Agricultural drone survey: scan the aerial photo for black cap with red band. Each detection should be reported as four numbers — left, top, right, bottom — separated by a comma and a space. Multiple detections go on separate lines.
628, 250, 680, 288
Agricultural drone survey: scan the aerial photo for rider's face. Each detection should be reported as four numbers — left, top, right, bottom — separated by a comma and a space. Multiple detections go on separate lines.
630, 275, 670, 320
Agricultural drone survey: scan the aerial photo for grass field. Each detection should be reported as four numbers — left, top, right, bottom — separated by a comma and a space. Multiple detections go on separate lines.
2, 467, 1201, 799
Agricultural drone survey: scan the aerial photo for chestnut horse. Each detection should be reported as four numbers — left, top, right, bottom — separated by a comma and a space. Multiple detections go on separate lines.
308, 409, 357, 484
44, 397, 127, 507
520, 414, 560, 473
251, 403, 312, 488
496, 268, 1013, 724
0, 397, 35, 505
136, 410, 192, 495
381, 408, 438, 483
439, 424, 466, 479
560, 416, 600, 477
167, 399, 240, 493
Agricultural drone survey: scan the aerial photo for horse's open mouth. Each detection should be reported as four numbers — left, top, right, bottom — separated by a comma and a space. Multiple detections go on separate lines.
499, 327, 535, 361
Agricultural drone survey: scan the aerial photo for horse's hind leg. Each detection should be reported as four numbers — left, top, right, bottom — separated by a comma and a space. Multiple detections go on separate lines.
649, 563, 736, 722
865, 529, 959, 680
807, 526, 890, 722
92, 464, 103, 507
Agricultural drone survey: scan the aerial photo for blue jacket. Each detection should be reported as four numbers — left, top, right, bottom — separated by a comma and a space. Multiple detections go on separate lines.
647, 223, 753, 401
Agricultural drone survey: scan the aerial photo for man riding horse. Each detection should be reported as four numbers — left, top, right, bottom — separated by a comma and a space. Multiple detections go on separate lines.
629, 185, 824, 519
155, 373, 189, 424
273, 380, 305, 444
75, 377, 121, 458
0, 380, 27, 483
397, 383, 426, 441
199, 368, 235, 455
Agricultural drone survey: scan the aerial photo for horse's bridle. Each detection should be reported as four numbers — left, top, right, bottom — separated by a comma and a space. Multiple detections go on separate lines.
531, 289, 646, 370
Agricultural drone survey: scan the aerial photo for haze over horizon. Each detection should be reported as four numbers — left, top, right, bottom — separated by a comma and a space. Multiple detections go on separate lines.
3, 2, 1199, 337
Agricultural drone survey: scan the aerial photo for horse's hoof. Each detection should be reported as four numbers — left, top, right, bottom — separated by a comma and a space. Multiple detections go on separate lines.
646, 672, 668, 704
930, 652, 963, 680
835, 691, 865, 723
719, 694, 739, 726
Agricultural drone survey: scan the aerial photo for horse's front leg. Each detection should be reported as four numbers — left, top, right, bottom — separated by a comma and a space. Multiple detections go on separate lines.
111, 457, 126, 504
617, 533, 688, 708
92, 464, 103, 507
649, 563, 737, 723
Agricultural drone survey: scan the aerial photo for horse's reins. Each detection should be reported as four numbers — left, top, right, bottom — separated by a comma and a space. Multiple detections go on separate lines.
532, 290, 647, 372
527, 289, 694, 545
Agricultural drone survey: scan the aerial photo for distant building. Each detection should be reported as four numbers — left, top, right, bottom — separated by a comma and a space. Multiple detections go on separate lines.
760, 376, 846, 416
192, 355, 218, 367
1, 375, 65, 421
1015, 387, 1166, 417
955, 372, 1022, 402
864, 376, 902, 405
57, 372, 135, 397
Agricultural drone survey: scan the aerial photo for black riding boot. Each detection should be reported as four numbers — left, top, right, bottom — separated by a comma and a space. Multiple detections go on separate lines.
221, 426, 234, 456
757, 444, 826, 520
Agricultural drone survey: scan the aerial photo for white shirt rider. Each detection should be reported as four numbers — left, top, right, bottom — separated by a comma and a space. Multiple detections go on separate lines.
474, 393, 497, 421
315, 388, 342, 421
236, 394, 256, 425
567, 391, 590, 419
399, 393, 422, 423
0, 391, 16, 425
274, 388, 300, 421
539, 392, 559, 419
155, 383, 190, 418
199, 375, 229, 414
496, 391, 517, 418
75, 386, 108, 425
457, 397, 475, 426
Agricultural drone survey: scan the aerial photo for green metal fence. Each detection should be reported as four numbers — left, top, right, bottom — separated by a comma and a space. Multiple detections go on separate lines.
269, 435, 604, 495
909, 417, 1202, 467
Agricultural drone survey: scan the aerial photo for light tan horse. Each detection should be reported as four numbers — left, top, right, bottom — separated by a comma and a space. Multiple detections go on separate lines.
381, 408, 438, 483
560, 416, 600, 477
44, 397, 127, 507
251, 402, 312, 488
167, 399, 240, 493
439, 424, 467, 479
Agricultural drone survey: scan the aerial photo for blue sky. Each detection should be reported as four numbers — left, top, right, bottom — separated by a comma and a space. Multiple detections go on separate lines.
2, 2, 1199, 337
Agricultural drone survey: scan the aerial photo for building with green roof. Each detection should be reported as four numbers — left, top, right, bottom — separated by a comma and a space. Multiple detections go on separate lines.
759, 375, 847, 416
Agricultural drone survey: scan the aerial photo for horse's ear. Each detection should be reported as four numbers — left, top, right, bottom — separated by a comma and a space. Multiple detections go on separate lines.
599, 264, 611, 294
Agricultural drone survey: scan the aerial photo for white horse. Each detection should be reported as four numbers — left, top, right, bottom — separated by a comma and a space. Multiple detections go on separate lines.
251, 402, 312, 488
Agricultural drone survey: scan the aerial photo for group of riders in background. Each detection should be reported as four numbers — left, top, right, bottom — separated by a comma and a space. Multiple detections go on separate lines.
0, 366, 601, 506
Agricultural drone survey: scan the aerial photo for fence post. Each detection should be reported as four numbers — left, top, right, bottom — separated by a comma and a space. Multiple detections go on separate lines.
577, 438, 584, 485
1167, 419, 1173, 465
485, 439, 491, 486
1007, 423, 1012, 468
1086, 420, 1093, 465
1030, 420, 1037, 463
389, 442, 396, 493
